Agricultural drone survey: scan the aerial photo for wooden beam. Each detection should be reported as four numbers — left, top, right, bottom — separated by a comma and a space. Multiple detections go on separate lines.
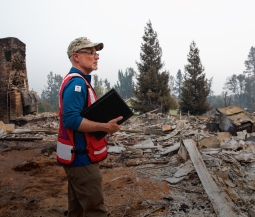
11, 129, 58, 134
182, 139, 238, 217
0, 137, 43, 141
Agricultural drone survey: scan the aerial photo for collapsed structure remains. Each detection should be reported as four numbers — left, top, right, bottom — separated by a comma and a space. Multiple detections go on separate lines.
0, 37, 38, 124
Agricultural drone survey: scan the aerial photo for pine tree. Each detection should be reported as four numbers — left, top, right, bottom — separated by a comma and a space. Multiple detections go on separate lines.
180, 41, 211, 115
244, 76, 255, 111
236, 74, 246, 108
104, 78, 111, 93
243, 46, 255, 111
173, 69, 183, 98
93, 74, 104, 97
41, 71, 63, 111
114, 68, 135, 99
244, 46, 255, 77
223, 74, 246, 108
133, 20, 177, 113
206, 77, 214, 105
169, 74, 175, 98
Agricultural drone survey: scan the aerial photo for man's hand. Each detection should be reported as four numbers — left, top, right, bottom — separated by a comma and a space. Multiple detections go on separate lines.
78, 116, 123, 134
105, 116, 123, 134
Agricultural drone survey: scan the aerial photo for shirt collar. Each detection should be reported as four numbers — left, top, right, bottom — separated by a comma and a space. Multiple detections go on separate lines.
69, 67, 91, 83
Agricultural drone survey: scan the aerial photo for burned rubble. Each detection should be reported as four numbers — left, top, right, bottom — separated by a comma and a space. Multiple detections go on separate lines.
1, 110, 255, 216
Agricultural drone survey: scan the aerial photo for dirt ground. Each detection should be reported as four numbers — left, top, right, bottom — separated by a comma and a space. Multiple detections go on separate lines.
0, 138, 216, 217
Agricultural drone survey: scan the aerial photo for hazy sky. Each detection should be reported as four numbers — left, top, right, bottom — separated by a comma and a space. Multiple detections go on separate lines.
1, 0, 254, 96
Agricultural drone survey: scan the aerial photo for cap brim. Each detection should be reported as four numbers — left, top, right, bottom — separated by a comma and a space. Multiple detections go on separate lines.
94, 43, 104, 51
85, 42, 104, 51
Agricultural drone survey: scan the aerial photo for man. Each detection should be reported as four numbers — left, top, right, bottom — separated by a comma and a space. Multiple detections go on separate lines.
57, 37, 122, 217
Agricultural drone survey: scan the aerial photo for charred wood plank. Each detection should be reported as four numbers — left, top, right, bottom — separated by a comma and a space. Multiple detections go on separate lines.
182, 139, 238, 217
11, 129, 58, 134
125, 160, 168, 167
0, 137, 43, 141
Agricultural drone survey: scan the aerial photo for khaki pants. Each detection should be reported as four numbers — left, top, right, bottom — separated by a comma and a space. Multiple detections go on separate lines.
63, 163, 107, 217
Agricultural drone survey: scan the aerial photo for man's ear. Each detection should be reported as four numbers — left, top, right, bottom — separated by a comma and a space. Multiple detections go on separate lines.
72, 53, 79, 61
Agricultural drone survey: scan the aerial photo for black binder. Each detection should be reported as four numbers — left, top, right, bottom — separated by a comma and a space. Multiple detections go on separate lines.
80, 88, 134, 140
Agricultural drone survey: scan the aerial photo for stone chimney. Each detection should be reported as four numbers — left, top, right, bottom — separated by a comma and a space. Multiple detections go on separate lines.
0, 37, 37, 124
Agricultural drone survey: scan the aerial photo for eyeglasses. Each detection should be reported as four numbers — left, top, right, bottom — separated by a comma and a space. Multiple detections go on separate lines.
76, 50, 99, 56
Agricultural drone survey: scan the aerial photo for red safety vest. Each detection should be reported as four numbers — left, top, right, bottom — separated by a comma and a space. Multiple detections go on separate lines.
56, 73, 108, 164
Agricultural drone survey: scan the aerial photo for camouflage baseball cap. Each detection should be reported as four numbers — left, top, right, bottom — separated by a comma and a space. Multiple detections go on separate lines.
67, 37, 104, 58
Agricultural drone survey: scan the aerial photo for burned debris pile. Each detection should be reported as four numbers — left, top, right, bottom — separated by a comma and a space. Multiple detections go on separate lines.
210, 105, 255, 136
0, 112, 58, 141
1, 108, 255, 216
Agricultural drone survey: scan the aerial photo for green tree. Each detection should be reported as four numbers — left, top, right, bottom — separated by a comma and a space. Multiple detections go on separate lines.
244, 76, 255, 111
93, 74, 104, 97
222, 91, 233, 107
41, 71, 63, 111
169, 74, 175, 97
93, 74, 112, 98
223, 74, 246, 108
243, 46, 255, 111
133, 20, 177, 113
38, 98, 55, 113
169, 75, 174, 90
180, 41, 211, 115
236, 74, 246, 108
244, 46, 255, 77
104, 78, 111, 93
206, 77, 214, 105
224, 74, 238, 94
208, 94, 225, 112
114, 68, 135, 99
173, 69, 183, 99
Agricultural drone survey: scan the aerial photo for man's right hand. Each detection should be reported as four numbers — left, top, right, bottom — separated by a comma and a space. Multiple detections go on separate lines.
78, 116, 123, 134
105, 116, 123, 134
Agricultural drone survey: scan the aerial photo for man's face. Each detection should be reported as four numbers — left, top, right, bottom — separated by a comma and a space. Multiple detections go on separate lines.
73, 47, 100, 74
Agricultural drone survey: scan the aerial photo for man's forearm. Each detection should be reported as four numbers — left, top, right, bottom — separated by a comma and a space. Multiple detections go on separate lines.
77, 116, 123, 134
77, 118, 108, 133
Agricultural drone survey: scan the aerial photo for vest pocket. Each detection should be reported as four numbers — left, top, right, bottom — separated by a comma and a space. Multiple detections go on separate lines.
86, 135, 108, 163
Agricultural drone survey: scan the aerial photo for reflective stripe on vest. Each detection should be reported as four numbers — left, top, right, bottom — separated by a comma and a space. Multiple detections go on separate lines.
94, 146, 107, 155
57, 141, 73, 161
88, 88, 96, 104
